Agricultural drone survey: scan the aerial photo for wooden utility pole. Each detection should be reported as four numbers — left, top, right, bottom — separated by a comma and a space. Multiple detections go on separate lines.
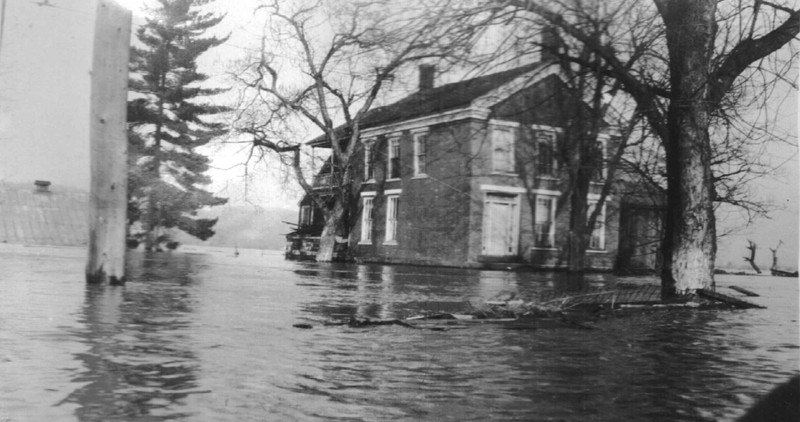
86, 0, 131, 285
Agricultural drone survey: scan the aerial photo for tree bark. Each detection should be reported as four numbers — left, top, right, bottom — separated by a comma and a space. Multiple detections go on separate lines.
657, 0, 717, 295
566, 158, 591, 275
744, 240, 761, 273
562, 53, 605, 280
769, 240, 782, 272
316, 199, 346, 262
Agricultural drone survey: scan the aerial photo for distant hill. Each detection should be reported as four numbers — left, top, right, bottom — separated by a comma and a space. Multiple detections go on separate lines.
175, 206, 297, 250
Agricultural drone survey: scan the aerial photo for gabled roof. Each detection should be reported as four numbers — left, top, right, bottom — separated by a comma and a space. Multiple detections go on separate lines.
310, 62, 550, 147
0, 182, 89, 246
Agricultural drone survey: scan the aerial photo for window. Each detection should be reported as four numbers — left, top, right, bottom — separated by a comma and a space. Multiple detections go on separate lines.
536, 130, 556, 176
314, 154, 335, 188
413, 132, 428, 176
299, 205, 313, 226
364, 141, 375, 181
492, 127, 515, 173
534, 196, 556, 248
360, 196, 374, 243
592, 138, 607, 181
588, 201, 606, 250
388, 137, 401, 179
385, 195, 400, 243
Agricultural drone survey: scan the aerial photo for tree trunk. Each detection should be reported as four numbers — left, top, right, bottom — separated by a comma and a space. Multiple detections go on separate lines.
563, 88, 594, 279
566, 178, 590, 275
744, 241, 761, 273
144, 45, 170, 252
145, 195, 159, 251
658, 0, 717, 296
769, 241, 782, 272
316, 199, 347, 263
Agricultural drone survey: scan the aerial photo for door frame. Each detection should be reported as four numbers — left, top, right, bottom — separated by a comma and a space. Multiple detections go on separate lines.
481, 189, 522, 256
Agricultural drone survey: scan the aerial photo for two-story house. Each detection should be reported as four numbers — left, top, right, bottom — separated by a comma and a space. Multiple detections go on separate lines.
287, 62, 662, 271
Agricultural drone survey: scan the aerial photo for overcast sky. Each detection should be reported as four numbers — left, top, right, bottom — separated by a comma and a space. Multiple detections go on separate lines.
0, 0, 797, 268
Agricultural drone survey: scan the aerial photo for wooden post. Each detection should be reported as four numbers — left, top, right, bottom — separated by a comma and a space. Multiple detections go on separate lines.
86, 0, 131, 285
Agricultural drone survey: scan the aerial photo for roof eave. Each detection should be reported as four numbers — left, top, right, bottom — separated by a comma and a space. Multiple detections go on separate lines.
306, 62, 562, 147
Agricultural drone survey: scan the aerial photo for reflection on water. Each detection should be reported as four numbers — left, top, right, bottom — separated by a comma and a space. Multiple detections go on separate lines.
0, 245, 797, 421
58, 254, 203, 420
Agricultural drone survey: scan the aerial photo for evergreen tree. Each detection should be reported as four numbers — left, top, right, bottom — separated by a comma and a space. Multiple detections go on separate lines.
127, 0, 228, 251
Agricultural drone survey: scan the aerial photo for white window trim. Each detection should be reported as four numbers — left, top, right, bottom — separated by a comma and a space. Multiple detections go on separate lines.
412, 130, 429, 177
532, 194, 558, 250
359, 196, 375, 245
490, 125, 516, 174
531, 188, 562, 197
363, 139, 376, 182
387, 136, 401, 181
597, 136, 608, 180
384, 193, 400, 245
587, 200, 607, 252
534, 129, 558, 177
489, 119, 520, 128
479, 184, 527, 194
530, 124, 563, 133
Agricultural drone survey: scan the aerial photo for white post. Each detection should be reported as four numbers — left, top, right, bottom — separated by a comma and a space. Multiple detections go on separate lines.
86, 0, 131, 284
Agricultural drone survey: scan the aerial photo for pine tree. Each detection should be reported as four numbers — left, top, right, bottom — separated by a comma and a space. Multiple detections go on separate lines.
127, 0, 228, 251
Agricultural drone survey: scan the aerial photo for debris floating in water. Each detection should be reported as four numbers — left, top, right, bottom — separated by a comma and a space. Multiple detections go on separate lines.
303, 284, 767, 331
728, 285, 760, 297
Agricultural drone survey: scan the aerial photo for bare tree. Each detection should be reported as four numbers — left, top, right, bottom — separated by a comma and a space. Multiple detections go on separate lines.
544, 29, 640, 278
230, 0, 484, 261
769, 240, 783, 273
743, 240, 761, 273
494, 0, 798, 295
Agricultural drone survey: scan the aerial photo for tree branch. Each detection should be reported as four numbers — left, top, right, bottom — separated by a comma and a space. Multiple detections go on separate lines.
709, 7, 800, 105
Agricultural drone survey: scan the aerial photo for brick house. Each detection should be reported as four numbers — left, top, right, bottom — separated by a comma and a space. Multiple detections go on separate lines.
289, 62, 661, 270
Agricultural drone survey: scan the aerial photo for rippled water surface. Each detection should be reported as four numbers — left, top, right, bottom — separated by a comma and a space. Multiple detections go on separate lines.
1, 245, 797, 421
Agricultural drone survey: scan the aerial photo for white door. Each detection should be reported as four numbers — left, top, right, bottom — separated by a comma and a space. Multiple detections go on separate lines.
482, 194, 519, 256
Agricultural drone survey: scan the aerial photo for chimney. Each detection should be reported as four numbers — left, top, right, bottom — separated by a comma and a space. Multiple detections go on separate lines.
34, 180, 51, 194
418, 64, 435, 91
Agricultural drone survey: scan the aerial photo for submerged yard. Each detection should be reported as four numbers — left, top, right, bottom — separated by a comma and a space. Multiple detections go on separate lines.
0, 244, 797, 421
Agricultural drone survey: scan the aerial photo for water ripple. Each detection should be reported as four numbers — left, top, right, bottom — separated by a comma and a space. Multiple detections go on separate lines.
0, 247, 796, 421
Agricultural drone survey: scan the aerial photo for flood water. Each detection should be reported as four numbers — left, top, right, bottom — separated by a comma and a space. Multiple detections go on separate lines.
1, 244, 797, 421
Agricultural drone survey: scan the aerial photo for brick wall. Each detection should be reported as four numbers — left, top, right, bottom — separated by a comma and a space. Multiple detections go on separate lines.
350, 121, 476, 266
345, 109, 622, 270
489, 77, 620, 270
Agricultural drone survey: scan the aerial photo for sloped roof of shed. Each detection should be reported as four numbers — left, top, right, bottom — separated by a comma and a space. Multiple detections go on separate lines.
310, 62, 546, 147
0, 182, 89, 246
